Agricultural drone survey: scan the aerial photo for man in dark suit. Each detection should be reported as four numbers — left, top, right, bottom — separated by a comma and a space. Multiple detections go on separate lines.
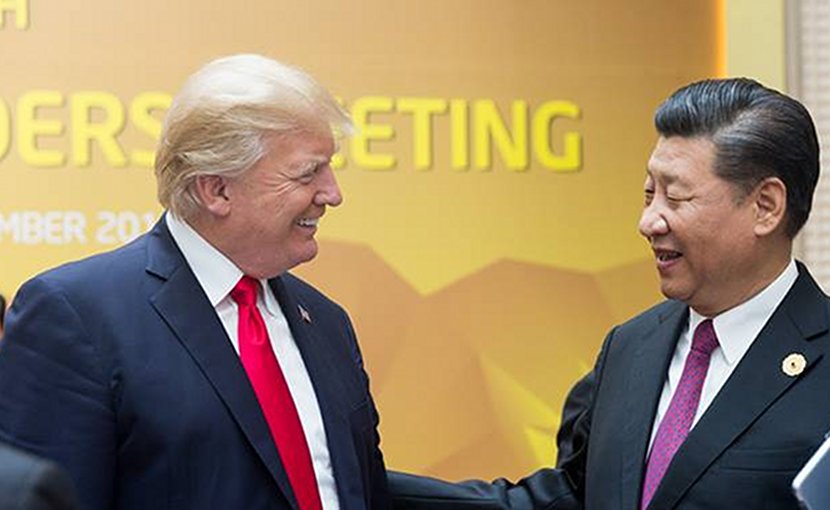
390, 78, 830, 509
0, 54, 388, 510
0, 442, 77, 510
0, 293, 6, 339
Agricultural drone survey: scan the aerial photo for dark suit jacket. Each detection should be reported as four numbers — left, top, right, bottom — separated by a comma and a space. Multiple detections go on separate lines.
390, 263, 830, 510
0, 443, 78, 510
0, 219, 388, 510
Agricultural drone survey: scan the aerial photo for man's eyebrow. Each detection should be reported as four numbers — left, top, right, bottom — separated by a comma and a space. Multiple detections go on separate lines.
294, 155, 329, 166
289, 156, 330, 175
647, 167, 681, 186
662, 172, 679, 185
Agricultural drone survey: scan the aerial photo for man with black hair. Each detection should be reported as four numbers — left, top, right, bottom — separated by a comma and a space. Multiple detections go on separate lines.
391, 78, 830, 510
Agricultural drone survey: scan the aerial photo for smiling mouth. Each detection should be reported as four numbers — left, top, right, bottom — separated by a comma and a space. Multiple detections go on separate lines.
296, 218, 319, 228
653, 248, 683, 266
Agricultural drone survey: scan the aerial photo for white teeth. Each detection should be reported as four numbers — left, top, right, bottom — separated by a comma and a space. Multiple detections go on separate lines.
297, 218, 319, 227
657, 252, 680, 261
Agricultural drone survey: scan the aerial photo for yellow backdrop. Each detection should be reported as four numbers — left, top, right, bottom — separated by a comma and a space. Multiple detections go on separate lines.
0, 0, 719, 480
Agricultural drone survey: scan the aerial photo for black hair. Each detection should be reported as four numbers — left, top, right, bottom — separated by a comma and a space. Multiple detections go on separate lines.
655, 78, 820, 237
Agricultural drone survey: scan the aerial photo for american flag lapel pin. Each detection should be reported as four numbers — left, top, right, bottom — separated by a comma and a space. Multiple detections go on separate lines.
298, 304, 311, 324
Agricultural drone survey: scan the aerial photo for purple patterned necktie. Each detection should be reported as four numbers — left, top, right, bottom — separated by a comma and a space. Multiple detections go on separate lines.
640, 319, 719, 510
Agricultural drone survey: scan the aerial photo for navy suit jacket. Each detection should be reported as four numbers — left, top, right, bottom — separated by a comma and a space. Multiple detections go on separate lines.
390, 263, 830, 510
0, 218, 388, 510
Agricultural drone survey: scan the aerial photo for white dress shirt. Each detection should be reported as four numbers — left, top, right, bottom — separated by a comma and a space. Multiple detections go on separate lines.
647, 259, 799, 454
166, 214, 341, 510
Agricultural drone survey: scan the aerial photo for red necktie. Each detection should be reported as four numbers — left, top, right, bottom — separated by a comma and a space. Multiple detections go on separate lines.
640, 319, 719, 510
231, 276, 323, 510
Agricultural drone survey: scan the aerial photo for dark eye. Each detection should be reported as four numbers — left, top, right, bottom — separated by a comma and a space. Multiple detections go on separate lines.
644, 189, 654, 206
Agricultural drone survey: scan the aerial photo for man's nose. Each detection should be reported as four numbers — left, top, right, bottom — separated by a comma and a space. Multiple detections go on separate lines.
638, 204, 668, 239
315, 167, 343, 207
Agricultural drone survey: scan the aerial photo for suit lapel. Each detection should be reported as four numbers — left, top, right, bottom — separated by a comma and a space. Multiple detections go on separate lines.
270, 276, 368, 510
620, 303, 688, 510
648, 265, 828, 510
145, 219, 300, 510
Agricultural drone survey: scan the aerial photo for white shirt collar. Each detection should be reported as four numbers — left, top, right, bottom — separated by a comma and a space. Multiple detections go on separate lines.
688, 259, 798, 365
165, 213, 281, 316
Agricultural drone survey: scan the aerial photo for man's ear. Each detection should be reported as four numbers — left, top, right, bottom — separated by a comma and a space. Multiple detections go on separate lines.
753, 176, 787, 237
193, 175, 231, 217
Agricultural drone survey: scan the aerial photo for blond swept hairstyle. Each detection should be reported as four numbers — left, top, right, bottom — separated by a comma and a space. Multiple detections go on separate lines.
155, 54, 352, 220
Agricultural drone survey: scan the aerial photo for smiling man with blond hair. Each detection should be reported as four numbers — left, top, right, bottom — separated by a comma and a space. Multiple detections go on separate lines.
0, 54, 388, 510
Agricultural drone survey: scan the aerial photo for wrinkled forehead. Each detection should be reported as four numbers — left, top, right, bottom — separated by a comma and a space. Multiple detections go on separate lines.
258, 129, 337, 167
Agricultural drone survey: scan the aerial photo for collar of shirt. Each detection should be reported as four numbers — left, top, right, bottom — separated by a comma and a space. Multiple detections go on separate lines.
649, 258, 801, 451
165, 213, 281, 317
686, 258, 799, 366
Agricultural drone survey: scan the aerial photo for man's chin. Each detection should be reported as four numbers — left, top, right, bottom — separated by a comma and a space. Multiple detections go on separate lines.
292, 243, 319, 267
659, 281, 688, 303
